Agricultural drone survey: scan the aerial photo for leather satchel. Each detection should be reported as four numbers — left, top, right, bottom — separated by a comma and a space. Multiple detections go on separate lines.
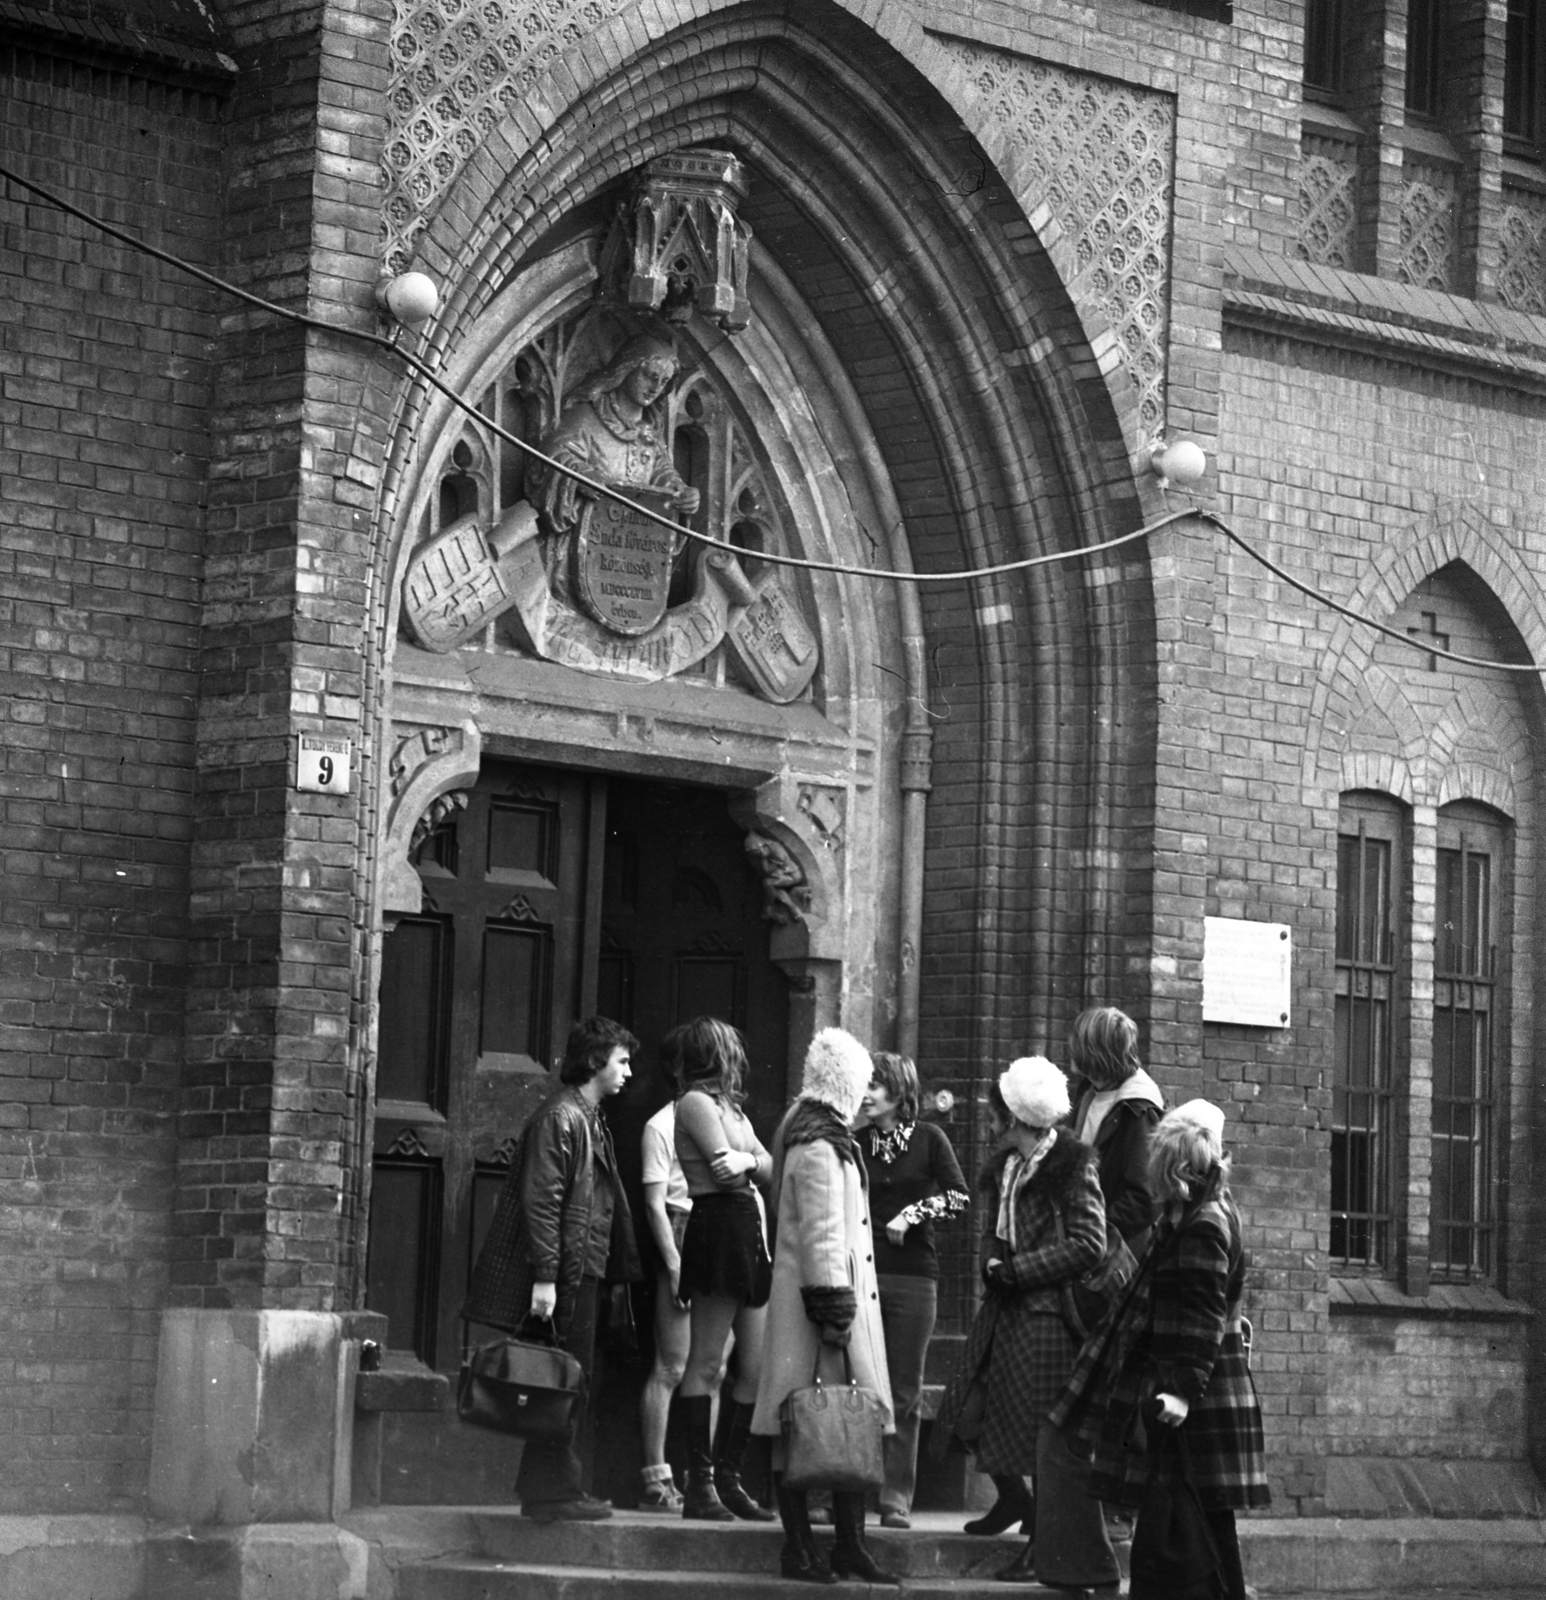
456, 1317, 585, 1439
780, 1346, 886, 1491
1055, 1211, 1138, 1340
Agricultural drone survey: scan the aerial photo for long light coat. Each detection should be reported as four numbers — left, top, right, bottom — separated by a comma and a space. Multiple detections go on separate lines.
751, 1135, 895, 1439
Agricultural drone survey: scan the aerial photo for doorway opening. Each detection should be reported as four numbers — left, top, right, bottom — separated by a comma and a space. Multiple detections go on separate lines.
365, 756, 788, 1503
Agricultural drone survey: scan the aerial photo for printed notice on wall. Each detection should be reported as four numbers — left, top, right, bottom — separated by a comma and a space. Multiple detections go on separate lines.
1202, 917, 1291, 1028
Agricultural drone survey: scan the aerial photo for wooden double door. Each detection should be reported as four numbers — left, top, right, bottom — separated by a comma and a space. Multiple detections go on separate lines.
367, 758, 790, 1395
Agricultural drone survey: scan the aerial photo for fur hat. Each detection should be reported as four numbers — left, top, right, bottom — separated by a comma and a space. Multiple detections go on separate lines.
798, 1028, 873, 1122
1170, 1098, 1226, 1143
999, 1056, 1071, 1130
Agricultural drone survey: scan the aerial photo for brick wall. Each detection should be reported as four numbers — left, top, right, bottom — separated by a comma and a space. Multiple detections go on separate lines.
0, 46, 222, 1512
1328, 1315, 1532, 1458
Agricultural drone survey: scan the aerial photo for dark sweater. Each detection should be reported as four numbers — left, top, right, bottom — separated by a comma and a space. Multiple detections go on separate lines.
857, 1120, 969, 1279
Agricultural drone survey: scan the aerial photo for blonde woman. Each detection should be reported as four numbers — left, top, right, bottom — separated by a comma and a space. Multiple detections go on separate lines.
1050, 1101, 1269, 1600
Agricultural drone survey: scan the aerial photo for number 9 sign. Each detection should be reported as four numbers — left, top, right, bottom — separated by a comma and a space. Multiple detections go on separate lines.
297, 734, 352, 795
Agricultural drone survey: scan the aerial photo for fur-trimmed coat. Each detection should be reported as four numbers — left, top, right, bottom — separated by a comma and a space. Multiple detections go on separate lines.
934, 1129, 1105, 1474
751, 1121, 894, 1444
1048, 1186, 1270, 1511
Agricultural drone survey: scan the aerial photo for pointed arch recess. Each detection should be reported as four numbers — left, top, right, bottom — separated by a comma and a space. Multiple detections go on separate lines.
359, 2, 1160, 1114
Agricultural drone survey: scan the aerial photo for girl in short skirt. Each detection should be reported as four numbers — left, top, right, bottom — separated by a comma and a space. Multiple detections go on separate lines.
673, 1016, 775, 1521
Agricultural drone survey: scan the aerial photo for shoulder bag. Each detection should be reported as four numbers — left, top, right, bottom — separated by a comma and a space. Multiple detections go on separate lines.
1128, 1416, 1224, 1600
1054, 1208, 1138, 1341
780, 1345, 886, 1491
456, 1314, 586, 1439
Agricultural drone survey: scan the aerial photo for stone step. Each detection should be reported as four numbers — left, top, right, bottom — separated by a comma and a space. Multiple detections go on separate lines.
395, 1560, 1117, 1600
468, 1510, 1041, 1579
344, 1506, 1546, 1595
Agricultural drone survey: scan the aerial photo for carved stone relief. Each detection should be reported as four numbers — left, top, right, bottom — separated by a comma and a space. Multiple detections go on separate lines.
400, 183, 822, 704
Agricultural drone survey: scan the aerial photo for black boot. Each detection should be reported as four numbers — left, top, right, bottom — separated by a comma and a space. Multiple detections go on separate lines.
994, 1535, 1037, 1582
964, 1474, 1034, 1536
829, 1490, 901, 1585
713, 1399, 775, 1521
679, 1395, 734, 1521
775, 1475, 837, 1584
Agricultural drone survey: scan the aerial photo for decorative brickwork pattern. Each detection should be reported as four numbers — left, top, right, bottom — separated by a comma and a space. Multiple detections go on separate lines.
1398, 161, 1458, 292
1497, 181, 1546, 316
935, 39, 1174, 436
1295, 132, 1358, 269
382, 0, 633, 272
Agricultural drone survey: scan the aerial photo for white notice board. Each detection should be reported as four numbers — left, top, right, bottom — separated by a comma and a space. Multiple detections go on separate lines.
1202, 917, 1291, 1028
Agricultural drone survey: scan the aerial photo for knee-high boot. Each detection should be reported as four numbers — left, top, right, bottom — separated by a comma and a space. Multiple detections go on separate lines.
713, 1399, 775, 1521
829, 1490, 901, 1585
774, 1474, 836, 1584
679, 1394, 734, 1521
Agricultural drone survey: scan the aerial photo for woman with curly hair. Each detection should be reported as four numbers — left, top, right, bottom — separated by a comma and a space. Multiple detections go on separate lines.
672, 1017, 776, 1522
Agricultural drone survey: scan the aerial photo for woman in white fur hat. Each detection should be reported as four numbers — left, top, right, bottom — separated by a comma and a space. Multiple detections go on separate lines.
751, 1027, 898, 1586
934, 1056, 1122, 1595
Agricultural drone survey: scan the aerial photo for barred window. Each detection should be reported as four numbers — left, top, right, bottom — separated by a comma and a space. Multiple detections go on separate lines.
1405, 0, 1442, 117
1506, 0, 1545, 151
1305, 0, 1348, 97
1332, 794, 1402, 1270
1431, 803, 1505, 1281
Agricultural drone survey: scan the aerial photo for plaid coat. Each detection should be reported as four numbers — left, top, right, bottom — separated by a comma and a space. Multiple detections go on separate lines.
935, 1132, 1105, 1474
1048, 1183, 1269, 1512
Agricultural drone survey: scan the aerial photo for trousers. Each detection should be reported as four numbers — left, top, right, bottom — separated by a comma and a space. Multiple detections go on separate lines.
515, 1275, 599, 1508
876, 1273, 936, 1515
1033, 1420, 1121, 1589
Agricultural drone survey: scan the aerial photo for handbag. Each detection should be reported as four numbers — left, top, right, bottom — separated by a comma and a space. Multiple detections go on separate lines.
1128, 1416, 1224, 1600
1055, 1210, 1138, 1340
456, 1316, 586, 1439
779, 1345, 886, 1491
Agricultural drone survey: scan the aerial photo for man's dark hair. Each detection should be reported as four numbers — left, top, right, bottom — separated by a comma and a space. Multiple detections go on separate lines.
560, 1016, 639, 1084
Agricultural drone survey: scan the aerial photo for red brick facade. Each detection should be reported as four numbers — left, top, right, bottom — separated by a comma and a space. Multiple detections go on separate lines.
1, 0, 1543, 1529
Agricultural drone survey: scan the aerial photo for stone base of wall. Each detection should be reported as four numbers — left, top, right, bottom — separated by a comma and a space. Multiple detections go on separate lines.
1326, 1456, 1546, 1518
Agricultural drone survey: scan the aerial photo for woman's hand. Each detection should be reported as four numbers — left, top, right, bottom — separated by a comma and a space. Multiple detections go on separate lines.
710, 1146, 754, 1185
667, 1261, 686, 1310
530, 1281, 557, 1320
1155, 1392, 1190, 1426
885, 1212, 911, 1247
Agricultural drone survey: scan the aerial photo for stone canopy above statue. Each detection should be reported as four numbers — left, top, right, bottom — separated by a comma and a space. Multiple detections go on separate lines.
399, 152, 820, 706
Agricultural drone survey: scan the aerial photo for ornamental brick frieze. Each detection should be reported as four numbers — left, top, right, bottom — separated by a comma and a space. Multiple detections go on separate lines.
934, 36, 1175, 438
382, 0, 637, 272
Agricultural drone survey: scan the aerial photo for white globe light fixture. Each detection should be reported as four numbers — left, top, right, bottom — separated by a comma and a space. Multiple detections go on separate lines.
1149, 437, 1208, 489
376, 271, 439, 328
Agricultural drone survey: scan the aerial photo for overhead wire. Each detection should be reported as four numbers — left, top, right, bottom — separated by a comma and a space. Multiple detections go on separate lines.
1, 158, 1541, 676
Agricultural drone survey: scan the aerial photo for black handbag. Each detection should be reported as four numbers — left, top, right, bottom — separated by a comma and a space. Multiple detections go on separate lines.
456, 1316, 586, 1439
1055, 1210, 1138, 1340
780, 1345, 886, 1491
1128, 1417, 1224, 1600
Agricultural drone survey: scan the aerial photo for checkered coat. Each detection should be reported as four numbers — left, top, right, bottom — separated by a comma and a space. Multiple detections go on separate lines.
1048, 1183, 1270, 1512
935, 1131, 1105, 1474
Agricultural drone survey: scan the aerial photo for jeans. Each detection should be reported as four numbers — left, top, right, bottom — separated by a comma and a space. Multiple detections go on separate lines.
516, 1274, 599, 1508
1033, 1420, 1121, 1588
876, 1273, 936, 1516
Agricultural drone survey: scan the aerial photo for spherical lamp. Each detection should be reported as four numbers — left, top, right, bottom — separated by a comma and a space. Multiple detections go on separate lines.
1149, 438, 1208, 489
376, 272, 439, 328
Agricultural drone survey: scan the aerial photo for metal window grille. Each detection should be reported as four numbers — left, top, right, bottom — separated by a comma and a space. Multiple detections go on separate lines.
1305, 0, 1348, 95
1506, 0, 1542, 147
1431, 841, 1496, 1279
1406, 0, 1442, 116
1332, 821, 1395, 1269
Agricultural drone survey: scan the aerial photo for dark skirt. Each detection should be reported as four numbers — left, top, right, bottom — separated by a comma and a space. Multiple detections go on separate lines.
680, 1190, 771, 1307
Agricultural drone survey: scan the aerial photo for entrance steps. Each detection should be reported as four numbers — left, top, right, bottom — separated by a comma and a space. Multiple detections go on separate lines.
340, 1506, 1546, 1598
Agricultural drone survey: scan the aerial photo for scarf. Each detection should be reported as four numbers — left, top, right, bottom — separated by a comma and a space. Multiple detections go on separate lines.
994, 1127, 1057, 1251
866, 1121, 914, 1165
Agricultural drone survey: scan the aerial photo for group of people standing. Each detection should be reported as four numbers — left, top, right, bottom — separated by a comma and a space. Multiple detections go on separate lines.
463, 1005, 1267, 1600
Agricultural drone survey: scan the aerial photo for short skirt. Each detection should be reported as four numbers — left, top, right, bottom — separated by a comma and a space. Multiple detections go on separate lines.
679, 1189, 771, 1307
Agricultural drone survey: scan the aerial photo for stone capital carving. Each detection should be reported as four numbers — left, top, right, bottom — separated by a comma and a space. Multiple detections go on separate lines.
382, 719, 482, 917
730, 774, 847, 963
